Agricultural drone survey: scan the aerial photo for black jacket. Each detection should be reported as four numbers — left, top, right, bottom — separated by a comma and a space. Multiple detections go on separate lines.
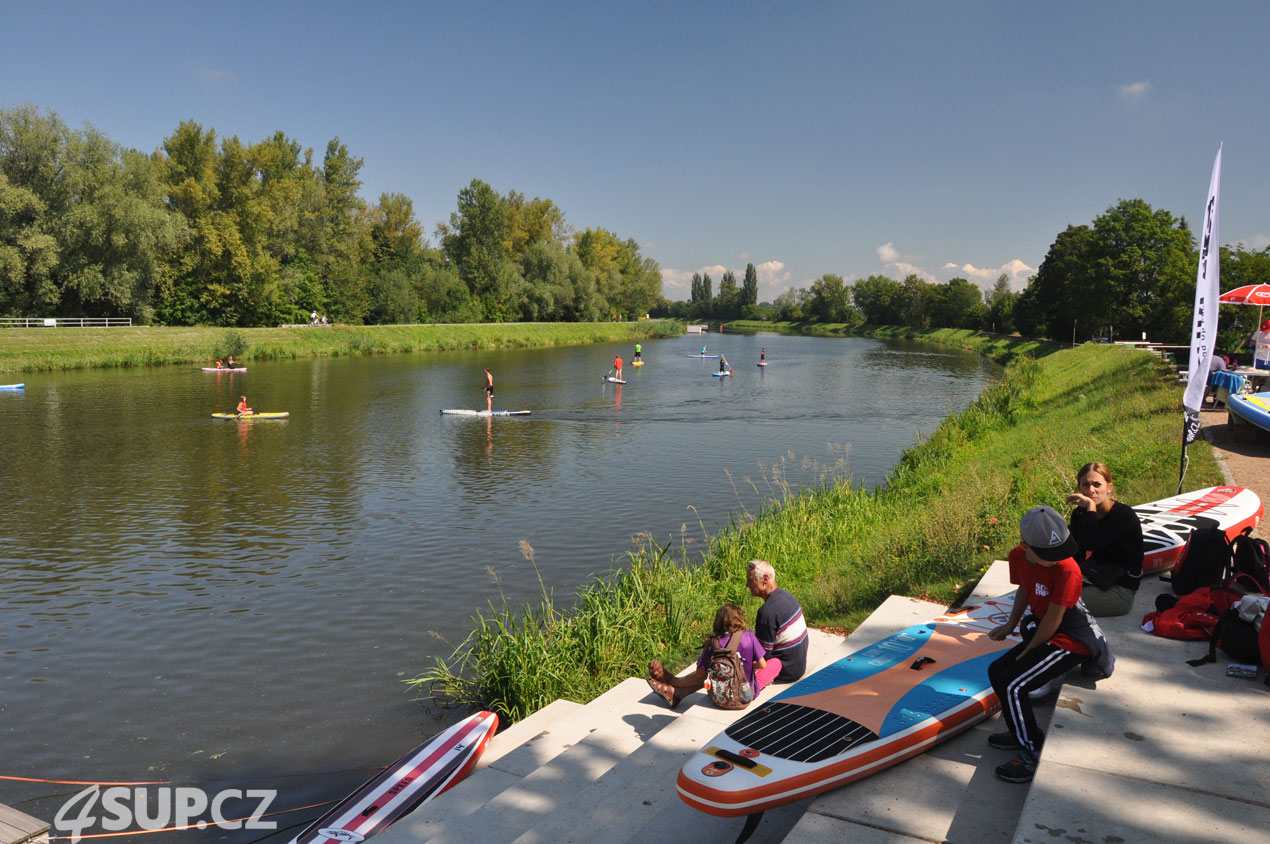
1069, 500, 1144, 591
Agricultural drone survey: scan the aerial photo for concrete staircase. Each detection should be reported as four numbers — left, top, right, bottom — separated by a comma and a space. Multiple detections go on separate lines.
375, 560, 1049, 844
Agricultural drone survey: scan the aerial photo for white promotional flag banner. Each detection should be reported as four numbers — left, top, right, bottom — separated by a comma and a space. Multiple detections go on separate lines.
1183, 144, 1222, 445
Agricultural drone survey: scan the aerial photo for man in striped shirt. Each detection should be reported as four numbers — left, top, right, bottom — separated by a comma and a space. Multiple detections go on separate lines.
747, 559, 808, 683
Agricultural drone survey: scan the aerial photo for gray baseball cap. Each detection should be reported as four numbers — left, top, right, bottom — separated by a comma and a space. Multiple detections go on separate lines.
1019, 505, 1079, 562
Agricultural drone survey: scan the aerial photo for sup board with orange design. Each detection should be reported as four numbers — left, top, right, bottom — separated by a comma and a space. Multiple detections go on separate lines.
676, 597, 1019, 820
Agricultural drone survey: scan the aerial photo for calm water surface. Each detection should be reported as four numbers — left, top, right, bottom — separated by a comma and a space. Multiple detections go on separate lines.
0, 333, 994, 839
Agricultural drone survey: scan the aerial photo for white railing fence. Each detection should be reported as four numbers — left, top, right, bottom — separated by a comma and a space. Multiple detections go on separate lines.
0, 317, 133, 328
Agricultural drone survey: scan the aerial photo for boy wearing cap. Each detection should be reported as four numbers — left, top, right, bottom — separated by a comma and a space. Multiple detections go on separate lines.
1253, 319, 1270, 371
986, 506, 1114, 783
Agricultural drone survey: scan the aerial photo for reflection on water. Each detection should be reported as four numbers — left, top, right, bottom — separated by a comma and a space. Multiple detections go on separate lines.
0, 333, 994, 839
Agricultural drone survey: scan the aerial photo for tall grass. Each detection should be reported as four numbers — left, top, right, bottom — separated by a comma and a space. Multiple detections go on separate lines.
0, 321, 682, 373
411, 338, 1222, 723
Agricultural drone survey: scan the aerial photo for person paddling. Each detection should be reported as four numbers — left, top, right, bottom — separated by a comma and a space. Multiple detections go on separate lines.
613, 354, 624, 380
634, 343, 642, 363
483, 368, 494, 413
760, 347, 766, 362
236, 395, 253, 416
719, 355, 729, 373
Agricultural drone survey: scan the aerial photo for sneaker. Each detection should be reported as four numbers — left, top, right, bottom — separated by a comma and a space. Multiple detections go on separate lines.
995, 753, 1037, 783
988, 731, 1020, 750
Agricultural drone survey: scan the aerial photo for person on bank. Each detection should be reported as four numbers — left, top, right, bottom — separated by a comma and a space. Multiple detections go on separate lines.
483, 368, 494, 413
1066, 462, 1143, 617
236, 395, 253, 415
646, 603, 773, 709
645, 560, 807, 708
987, 506, 1114, 784
1253, 319, 1270, 371
747, 559, 808, 683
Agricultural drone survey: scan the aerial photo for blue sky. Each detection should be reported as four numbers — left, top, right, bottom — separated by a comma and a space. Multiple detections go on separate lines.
5, 1, 1269, 303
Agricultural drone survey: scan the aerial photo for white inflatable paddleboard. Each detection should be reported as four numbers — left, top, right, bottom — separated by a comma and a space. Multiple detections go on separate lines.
687, 354, 720, 358
0, 383, 24, 390
678, 597, 1018, 819
202, 367, 247, 372
712, 371, 732, 377
1134, 485, 1263, 574
605, 376, 627, 384
439, 409, 531, 416
290, 711, 498, 844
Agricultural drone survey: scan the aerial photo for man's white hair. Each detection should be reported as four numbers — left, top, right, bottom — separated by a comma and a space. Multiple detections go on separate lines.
747, 559, 775, 581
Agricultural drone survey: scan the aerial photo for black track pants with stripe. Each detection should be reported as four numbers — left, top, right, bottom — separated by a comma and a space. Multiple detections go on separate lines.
987, 640, 1083, 753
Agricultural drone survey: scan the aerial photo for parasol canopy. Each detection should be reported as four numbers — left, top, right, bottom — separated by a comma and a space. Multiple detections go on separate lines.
1218, 283, 1270, 307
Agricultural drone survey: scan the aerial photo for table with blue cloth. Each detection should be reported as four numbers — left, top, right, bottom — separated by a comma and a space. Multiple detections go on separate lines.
1209, 369, 1246, 405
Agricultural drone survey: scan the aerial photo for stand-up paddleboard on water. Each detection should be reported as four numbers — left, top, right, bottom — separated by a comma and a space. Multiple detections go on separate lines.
687, 354, 720, 358
757, 362, 768, 367
201, 367, 247, 372
290, 711, 498, 844
605, 376, 627, 384
439, 409, 531, 416
0, 383, 24, 390
632, 360, 645, 366
211, 411, 289, 420
712, 371, 732, 377
677, 597, 1019, 821
1133, 485, 1262, 573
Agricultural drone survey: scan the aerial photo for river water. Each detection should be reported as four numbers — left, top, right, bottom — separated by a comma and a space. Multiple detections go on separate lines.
0, 332, 995, 840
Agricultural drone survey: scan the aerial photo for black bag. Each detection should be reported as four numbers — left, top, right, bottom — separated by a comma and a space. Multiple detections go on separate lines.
1230, 527, 1270, 594
1187, 607, 1263, 667
1172, 527, 1233, 596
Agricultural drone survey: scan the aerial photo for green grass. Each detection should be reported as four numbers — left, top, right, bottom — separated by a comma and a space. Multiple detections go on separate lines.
0, 321, 683, 373
408, 337, 1220, 723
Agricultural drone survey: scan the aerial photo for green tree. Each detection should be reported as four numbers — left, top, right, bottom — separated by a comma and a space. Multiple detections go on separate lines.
985, 273, 1017, 333
806, 274, 853, 323
851, 275, 904, 324
900, 274, 929, 328
927, 277, 984, 329
741, 263, 759, 309
717, 270, 738, 319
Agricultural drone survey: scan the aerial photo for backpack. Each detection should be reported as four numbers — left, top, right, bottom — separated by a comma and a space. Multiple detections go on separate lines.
1171, 526, 1233, 595
1187, 607, 1263, 667
1230, 527, 1270, 594
707, 632, 755, 710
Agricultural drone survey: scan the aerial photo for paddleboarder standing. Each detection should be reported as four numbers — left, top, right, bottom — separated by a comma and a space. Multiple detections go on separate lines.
613, 354, 624, 380
483, 368, 493, 413
634, 342, 642, 362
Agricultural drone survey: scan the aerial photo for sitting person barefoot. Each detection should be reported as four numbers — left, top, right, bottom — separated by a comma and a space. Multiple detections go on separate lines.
647, 603, 777, 708
1066, 462, 1143, 616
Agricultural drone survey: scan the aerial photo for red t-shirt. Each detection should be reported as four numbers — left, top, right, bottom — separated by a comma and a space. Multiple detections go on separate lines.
1007, 545, 1090, 655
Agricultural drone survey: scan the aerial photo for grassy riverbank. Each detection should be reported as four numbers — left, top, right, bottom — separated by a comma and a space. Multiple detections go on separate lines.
411, 335, 1221, 722
0, 320, 681, 372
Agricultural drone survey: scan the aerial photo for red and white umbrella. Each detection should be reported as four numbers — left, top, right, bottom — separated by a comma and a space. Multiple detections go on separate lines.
1219, 283, 1270, 307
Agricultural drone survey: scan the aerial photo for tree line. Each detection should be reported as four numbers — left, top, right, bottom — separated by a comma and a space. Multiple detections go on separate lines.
0, 104, 663, 326
657, 197, 1269, 351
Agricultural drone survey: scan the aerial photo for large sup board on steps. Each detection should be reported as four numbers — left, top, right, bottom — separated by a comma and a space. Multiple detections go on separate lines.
291, 711, 498, 844
439, 409, 531, 416
677, 597, 1019, 818
1135, 485, 1263, 574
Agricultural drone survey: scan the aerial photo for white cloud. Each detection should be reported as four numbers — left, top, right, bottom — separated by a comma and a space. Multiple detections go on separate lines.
944, 259, 1035, 291
1242, 234, 1270, 251
659, 268, 694, 293
876, 242, 900, 263
893, 262, 936, 282
1117, 80, 1150, 101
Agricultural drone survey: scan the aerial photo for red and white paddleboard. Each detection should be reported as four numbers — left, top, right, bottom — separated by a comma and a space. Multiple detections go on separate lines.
291, 711, 498, 844
1135, 485, 1263, 574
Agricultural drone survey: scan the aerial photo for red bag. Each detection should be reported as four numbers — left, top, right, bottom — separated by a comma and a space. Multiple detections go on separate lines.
1142, 587, 1219, 640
